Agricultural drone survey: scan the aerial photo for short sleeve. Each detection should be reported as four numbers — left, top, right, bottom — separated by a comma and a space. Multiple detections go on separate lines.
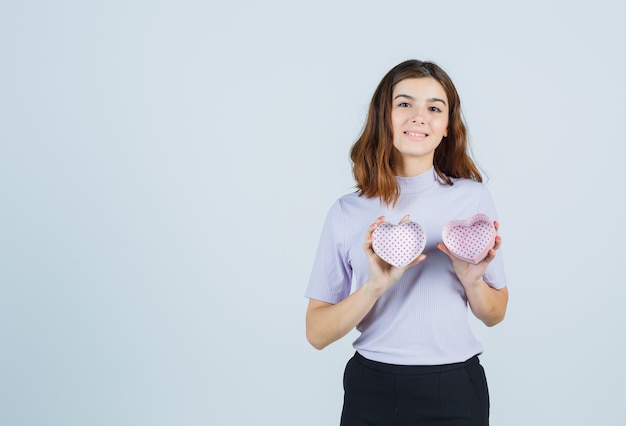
478, 186, 507, 290
305, 200, 353, 304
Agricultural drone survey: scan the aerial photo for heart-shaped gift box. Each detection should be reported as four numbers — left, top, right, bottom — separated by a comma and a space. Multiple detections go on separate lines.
372, 221, 427, 268
441, 213, 496, 264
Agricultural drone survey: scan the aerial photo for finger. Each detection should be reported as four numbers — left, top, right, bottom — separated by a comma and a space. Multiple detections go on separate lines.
363, 216, 385, 251
405, 253, 427, 268
436, 242, 454, 260
363, 232, 376, 253
363, 235, 373, 253
365, 216, 385, 236
493, 220, 499, 232
492, 235, 502, 251
481, 248, 497, 264
398, 214, 411, 224
369, 216, 385, 233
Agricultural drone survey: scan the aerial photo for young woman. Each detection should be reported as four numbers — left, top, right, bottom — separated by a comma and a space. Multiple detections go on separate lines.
305, 60, 508, 425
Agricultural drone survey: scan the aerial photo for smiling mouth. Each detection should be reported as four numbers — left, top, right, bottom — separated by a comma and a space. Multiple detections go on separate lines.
405, 131, 428, 137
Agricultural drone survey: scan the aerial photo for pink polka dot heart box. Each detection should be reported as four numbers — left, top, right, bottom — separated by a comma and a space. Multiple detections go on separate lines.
441, 213, 496, 264
372, 221, 427, 268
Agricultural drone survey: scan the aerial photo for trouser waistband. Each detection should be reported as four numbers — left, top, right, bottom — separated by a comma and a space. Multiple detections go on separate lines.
353, 351, 480, 375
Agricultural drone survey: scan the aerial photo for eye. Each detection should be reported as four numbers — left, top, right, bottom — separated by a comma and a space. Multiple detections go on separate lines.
429, 106, 442, 113
397, 102, 411, 108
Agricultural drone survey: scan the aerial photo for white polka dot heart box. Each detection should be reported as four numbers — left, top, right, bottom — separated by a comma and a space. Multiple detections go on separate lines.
441, 214, 496, 264
372, 221, 427, 268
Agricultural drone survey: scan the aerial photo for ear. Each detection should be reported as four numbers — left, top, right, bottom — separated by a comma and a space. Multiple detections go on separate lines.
444, 128, 448, 137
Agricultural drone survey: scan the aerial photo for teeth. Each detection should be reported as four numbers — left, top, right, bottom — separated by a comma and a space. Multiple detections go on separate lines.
405, 131, 426, 137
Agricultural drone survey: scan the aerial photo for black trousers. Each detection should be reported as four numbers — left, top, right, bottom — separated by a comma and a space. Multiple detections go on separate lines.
340, 352, 490, 426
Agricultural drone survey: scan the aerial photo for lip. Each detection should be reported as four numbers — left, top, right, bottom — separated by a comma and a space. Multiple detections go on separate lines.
404, 130, 429, 139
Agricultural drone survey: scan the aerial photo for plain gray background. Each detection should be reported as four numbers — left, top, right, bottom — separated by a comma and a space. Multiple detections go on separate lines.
1, 1, 625, 425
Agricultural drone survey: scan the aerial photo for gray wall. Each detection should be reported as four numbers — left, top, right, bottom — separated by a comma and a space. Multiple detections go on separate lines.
1, 1, 624, 424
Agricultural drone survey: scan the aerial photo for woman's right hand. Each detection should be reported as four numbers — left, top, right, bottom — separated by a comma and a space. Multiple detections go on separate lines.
362, 215, 426, 296
306, 214, 426, 350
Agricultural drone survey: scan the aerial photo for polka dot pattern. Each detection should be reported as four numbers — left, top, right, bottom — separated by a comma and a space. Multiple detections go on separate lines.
372, 221, 427, 268
441, 214, 496, 264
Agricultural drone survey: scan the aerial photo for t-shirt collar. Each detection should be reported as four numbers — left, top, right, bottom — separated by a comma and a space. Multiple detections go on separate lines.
396, 167, 439, 194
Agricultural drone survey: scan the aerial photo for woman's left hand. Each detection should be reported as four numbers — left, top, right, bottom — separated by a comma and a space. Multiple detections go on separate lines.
436, 221, 501, 290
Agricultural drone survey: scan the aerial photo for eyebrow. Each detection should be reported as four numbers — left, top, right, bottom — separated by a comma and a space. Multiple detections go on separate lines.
393, 94, 447, 105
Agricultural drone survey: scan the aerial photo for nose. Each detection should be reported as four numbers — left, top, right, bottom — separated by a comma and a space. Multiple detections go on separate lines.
411, 107, 426, 124
411, 114, 425, 124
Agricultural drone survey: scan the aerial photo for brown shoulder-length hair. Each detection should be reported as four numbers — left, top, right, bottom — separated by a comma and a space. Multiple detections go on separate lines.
350, 59, 482, 206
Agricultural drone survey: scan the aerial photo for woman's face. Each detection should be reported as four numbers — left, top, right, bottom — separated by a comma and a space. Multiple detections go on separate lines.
390, 77, 449, 173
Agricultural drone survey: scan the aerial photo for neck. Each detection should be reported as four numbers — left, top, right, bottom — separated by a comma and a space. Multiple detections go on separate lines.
394, 156, 434, 177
